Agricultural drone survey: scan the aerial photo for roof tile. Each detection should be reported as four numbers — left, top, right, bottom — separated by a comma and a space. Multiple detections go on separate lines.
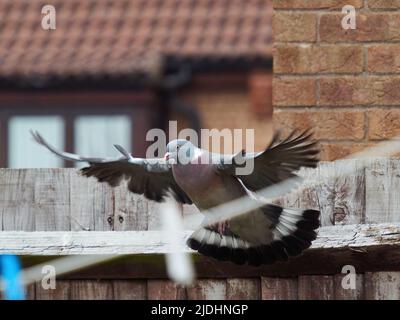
0, 0, 272, 78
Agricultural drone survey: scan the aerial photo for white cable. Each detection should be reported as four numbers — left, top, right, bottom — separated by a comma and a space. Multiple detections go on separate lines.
184, 136, 400, 227
160, 197, 195, 286
2, 136, 399, 291
0, 255, 118, 290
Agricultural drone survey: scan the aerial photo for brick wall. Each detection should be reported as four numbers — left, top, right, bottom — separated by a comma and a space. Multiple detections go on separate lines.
179, 73, 273, 153
273, 0, 400, 160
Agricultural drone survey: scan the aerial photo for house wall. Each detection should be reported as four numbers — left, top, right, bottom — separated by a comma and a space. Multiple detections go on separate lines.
273, 0, 400, 160
0, 91, 158, 166
178, 71, 274, 154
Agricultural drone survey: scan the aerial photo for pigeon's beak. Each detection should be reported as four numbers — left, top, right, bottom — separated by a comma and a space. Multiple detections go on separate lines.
164, 152, 170, 161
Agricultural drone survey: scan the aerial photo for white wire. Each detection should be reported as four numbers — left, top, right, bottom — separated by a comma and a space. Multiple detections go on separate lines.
160, 197, 195, 286
184, 136, 400, 227
2, 135, 399, 291
0, 255, 118, 291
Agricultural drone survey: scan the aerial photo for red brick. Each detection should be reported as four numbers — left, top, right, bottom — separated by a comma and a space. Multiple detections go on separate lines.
273, 77, 316, 106
320, 76, 400, 106
274, 45, 363, 74
320, 143, 374, 161
248, 71, 273, 116
368, 0, 400, 9
368, 109, 400, 140
320, 13, 400, 43
273, 0, 363, 9
273, 12, 317, 42
368, 45, 400, 73
273, 109, 365, 140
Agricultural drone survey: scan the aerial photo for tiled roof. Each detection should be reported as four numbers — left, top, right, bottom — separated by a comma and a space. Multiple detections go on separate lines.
0, 0, 273, 86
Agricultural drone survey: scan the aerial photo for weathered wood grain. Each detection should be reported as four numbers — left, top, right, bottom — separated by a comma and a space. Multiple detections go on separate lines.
284, 160, 365, 226
261, 277, 298, 300
365, 272, 400, 300
70, 280, 114, 300
70, 172, 115, 300
0, 170, 37, 299
113, 182, 148, 231
281, 166, 320, 214
226, 279, 260, 300
187, 280, 227, 300
112, 280, 147, 300
0, 159, 398, 300
0, 170, 36, 231
289, 161, 365, 300
313, 162, 336, 227
2, 224, 400, 280
0, 159, 395, 232
365, 159, 400, 223
334, 274, 364, 300
147, 201, 163, 230
33, 169, 71, 231
147, 280, 186, 299
108, 180, 150, 297
332, 159, 365, 225
35, 280, 71, 300
1, 223, 398, 255
70, 174, 114, 231
298, 275, 334, 300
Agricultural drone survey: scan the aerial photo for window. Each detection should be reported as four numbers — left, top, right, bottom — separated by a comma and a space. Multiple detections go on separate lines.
8, 116, 65, 168
74, 116, 131, 167
0, 96, 152, 168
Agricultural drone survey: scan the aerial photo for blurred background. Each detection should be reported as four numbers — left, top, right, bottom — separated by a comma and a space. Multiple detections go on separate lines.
1, 0, 400, 302
0, 0, 273, 168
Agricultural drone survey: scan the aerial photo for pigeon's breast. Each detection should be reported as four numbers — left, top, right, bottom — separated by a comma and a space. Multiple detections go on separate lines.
172, 162, 246, 210
172, 162, 216, 191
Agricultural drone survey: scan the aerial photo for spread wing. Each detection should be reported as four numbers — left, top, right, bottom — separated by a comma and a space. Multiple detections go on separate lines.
31, 131, 192, 204
216, 129, 319, 192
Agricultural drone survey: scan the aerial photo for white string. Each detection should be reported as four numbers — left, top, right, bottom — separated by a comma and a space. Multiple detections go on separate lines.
183, 136, 400, 228
2, 136, 400, 291
0, 255, 118, 291
160, 198, 195, 286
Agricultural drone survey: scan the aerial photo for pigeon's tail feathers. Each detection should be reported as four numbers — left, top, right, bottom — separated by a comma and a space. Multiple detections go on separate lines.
187, 205, 320, 266
261, 204, 320, 258
187, 228, 249, 265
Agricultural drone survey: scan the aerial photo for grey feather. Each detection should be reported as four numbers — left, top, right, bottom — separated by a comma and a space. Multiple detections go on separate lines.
185, 130, 320, 266
216, 129, 319, 192
31, 131, 192, 204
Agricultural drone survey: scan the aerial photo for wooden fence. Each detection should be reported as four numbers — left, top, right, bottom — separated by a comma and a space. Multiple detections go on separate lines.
0, 158, 400, 299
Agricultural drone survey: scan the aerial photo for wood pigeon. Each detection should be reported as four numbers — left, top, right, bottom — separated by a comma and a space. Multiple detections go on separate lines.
31, 129, 320, 266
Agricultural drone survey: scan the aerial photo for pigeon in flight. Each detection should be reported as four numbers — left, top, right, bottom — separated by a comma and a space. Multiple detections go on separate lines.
31, 129, 320, 266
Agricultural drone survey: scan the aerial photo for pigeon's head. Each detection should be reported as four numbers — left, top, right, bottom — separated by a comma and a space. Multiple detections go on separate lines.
165, 139, 197, 164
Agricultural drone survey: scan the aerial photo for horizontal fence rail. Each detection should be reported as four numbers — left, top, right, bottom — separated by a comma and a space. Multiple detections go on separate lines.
0, 158, 399, 300
0, 223, 399, 279
0, 223, 398, 256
